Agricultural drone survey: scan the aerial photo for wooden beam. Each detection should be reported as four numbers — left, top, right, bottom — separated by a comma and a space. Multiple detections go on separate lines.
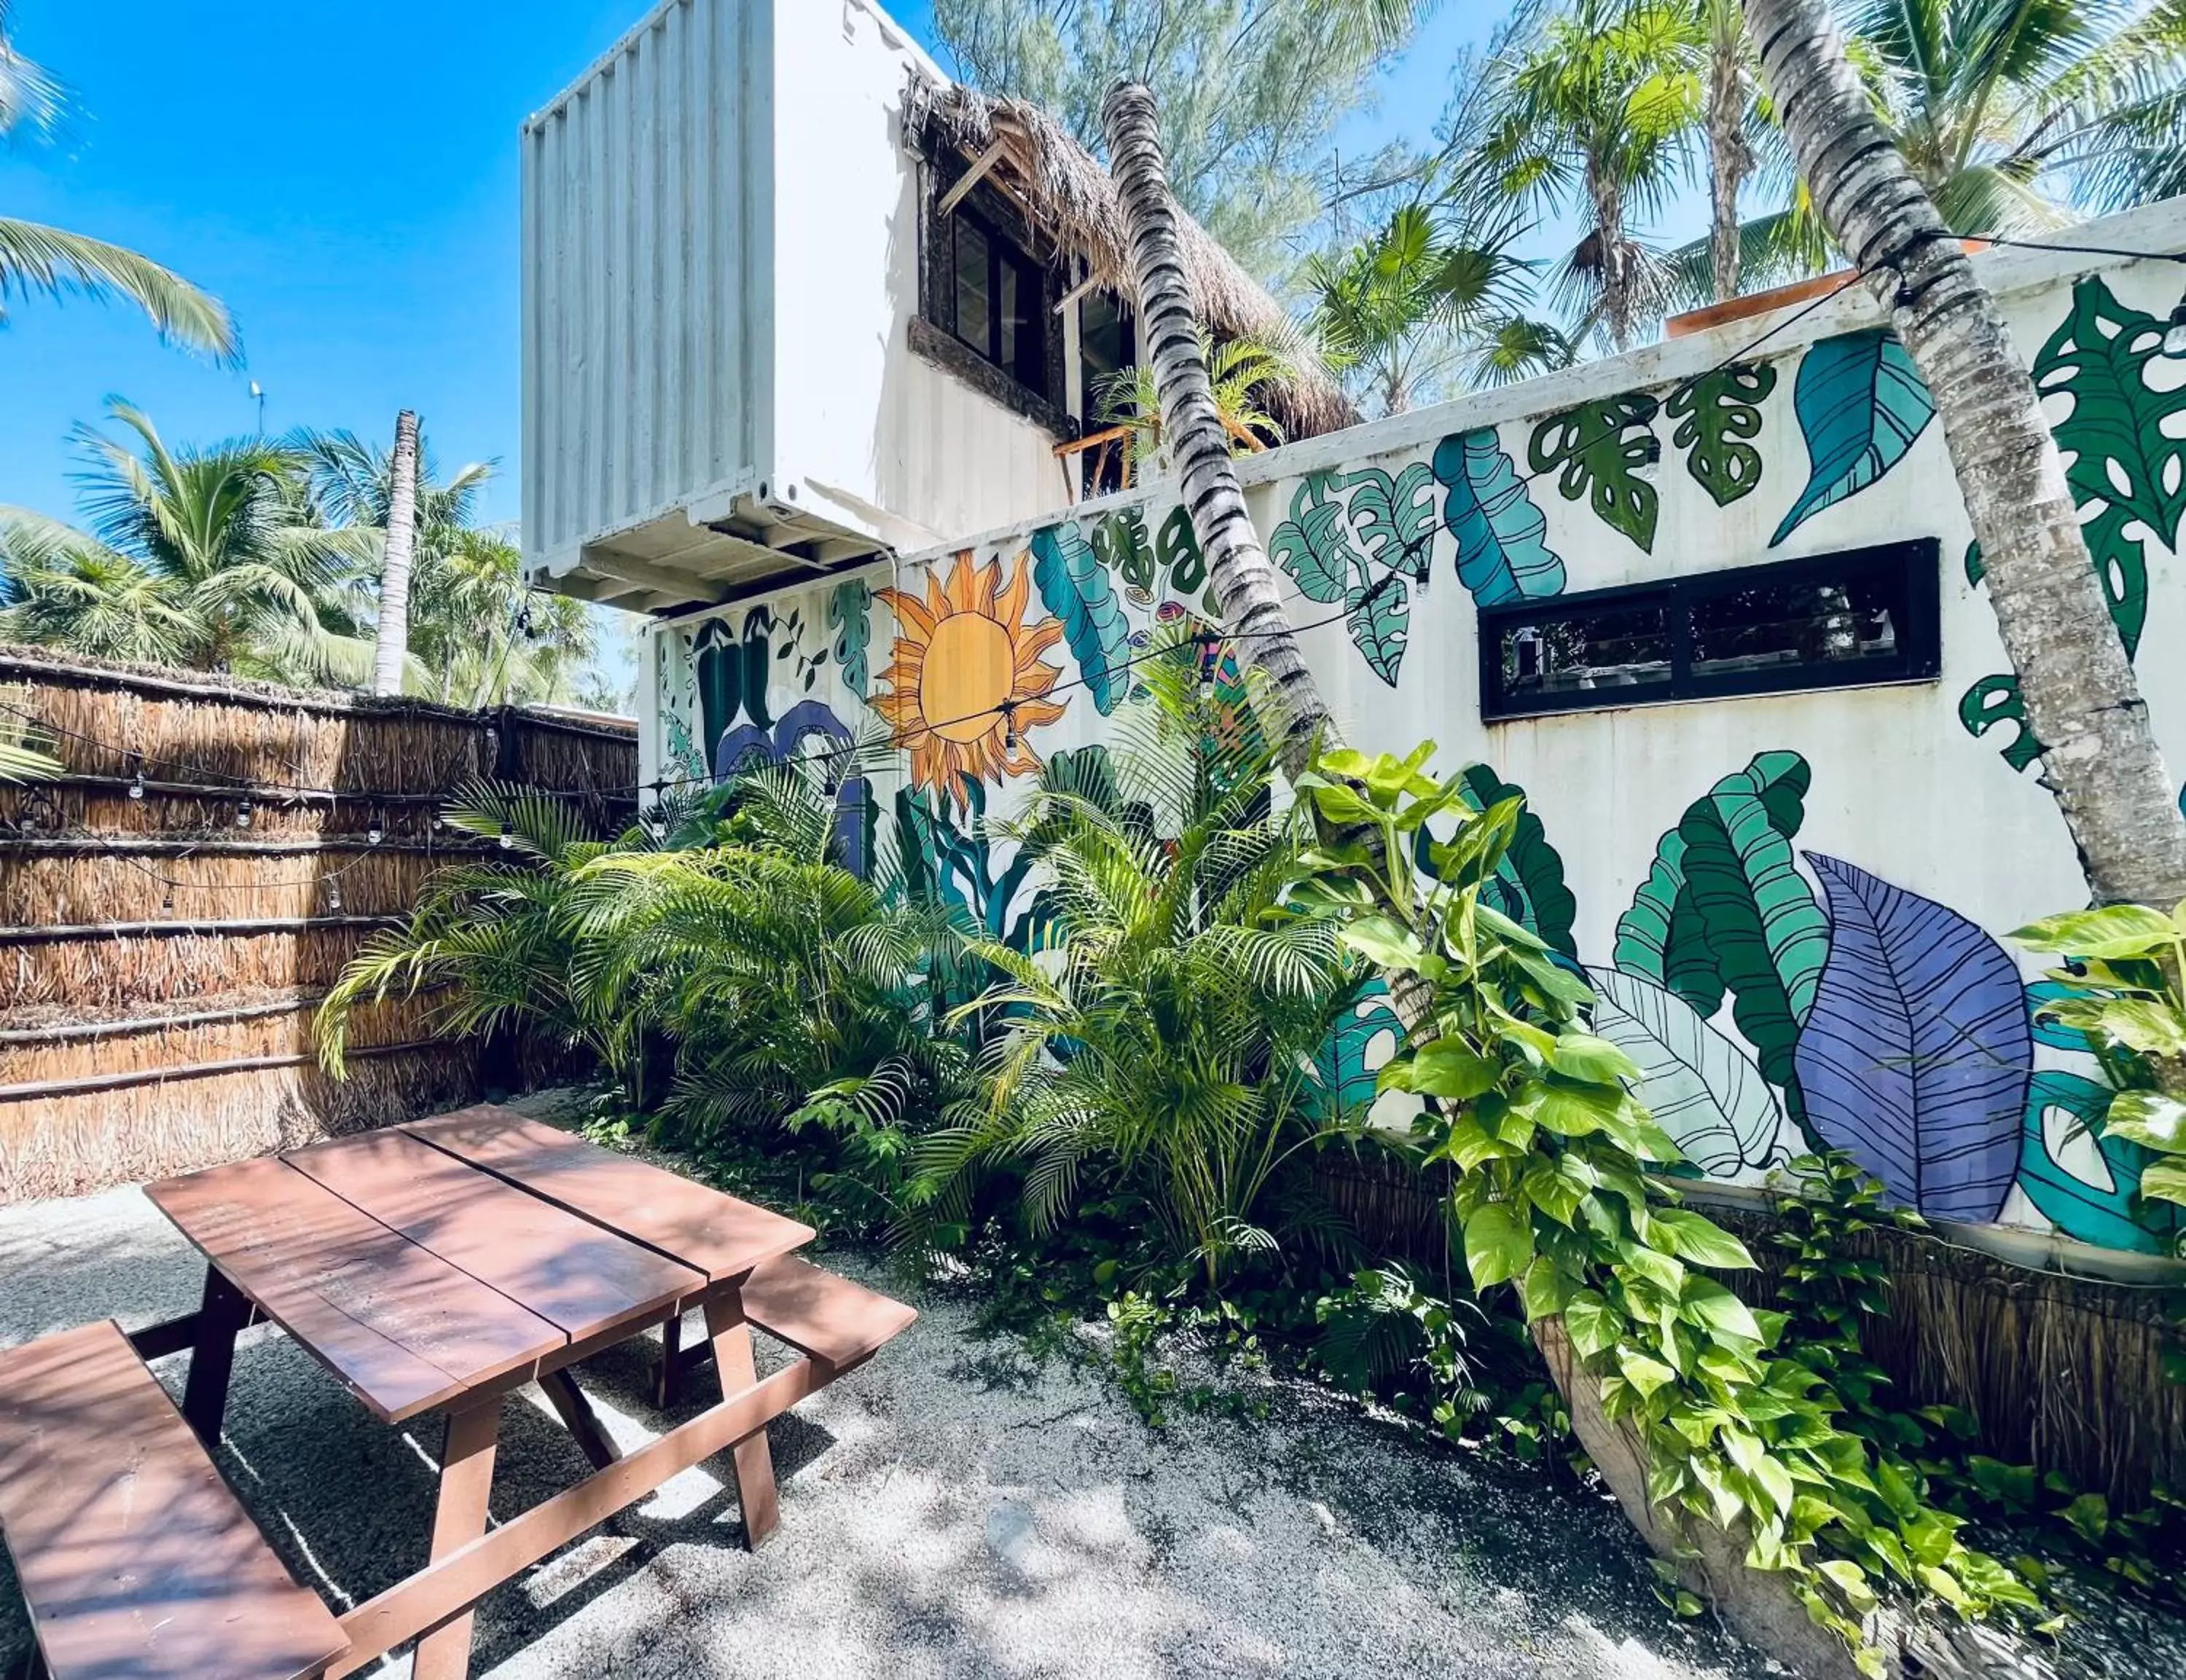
936, 139, 1008, 218
1054, 272, 1102, 315
326, 1360, 818, 1674
579, 552, 730, 607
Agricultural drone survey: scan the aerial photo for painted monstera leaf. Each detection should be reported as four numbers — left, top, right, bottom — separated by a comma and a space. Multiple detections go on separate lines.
1961, 276, 2171, 773
1433, 428, 1566, 605
1795, 854, 2029, 1222
1527, 393, 1661, 552
1308, 981, 1408, 1121
1588, 968, 1785, 1176
1030, 520, 1132, 715
1666, 362, 1776, 507
1270, 471, 1419, 687
2016, 1071, 2180, 1254
1770, 329, 1935, 546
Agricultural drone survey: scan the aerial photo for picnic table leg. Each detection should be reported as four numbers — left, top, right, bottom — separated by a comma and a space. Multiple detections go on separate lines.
538, 1368, 622, 1471
412, 1398, 501, 1680
179, 1265, 251, 1449
703, 1292, 779, 1548
654, 1309, 683, 1409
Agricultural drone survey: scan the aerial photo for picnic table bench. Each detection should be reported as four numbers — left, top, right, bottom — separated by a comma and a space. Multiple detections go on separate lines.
0, 1105, 915, 1680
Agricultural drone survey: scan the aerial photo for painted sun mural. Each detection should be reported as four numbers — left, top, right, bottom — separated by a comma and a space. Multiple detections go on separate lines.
873, 549, 1067, 801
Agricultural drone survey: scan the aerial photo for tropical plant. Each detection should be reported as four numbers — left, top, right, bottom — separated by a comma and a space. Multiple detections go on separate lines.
915, 663, 1370, 1287
1, 401, 375, 683
371, 411, 422, 696
1302, 203, 1533, 415
317, 781, 651, 1096
1744, 0, 2186, 914
0, 4, 235, 358
1095, 329, 1290, 466
1465, 315, 1580, 388
410, 529, 600, 710
933, 0, 1432, 276
2014, 903, 2186, 1203
1699, 0, 1759, 300
1291, 739, 2036, 1674
1486, 0, 1703, 350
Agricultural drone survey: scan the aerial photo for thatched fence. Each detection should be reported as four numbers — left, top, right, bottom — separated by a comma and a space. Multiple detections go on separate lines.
0, 647, 635, 1203
1319, 1149, 2186, 1511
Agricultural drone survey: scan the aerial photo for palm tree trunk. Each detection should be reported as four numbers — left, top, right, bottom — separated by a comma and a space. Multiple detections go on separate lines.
1705, 1, 1752, 302
370, 409, 420, 698
1589, 167, 1632, 352
1746, 0, 2186, 912
1100, 83, 1339, 782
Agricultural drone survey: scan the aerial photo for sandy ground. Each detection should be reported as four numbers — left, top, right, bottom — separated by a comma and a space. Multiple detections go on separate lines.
0, 1176, 1797, 1680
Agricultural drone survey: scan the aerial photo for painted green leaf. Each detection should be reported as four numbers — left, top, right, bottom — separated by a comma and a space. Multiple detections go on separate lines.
2016, 1071, 2179, 1255
827, 578, 871, 697
1343, 462, 1440, 576
1770, 329, 1935, 546
1271, 471, 1414, 688
1433, 428, 1567, 605
1613, 830, 1727, 1018
1030, 519, 1133, 715
1666, 361, 1776, 507
1460, 764, 1578, 959
1094, 506, 1157, 596
1588, 967, 1786, 1176
2036, 272, 2186, 551
1527, 392, 1661, 552
1157, 505, 1206, 592
1658, 753, 1827, 1112
1958, 674, 2044, 772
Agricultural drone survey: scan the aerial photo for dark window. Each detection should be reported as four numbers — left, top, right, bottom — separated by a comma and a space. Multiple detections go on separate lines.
922, 161, 1059, 409
1078, 290, 1136, 495
1477, 540, 1940, 721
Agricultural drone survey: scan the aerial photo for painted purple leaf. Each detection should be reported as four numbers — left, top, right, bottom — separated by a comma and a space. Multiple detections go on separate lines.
1795, 855, 2030, 1221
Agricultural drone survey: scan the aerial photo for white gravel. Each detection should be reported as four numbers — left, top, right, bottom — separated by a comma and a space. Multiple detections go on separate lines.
0, 1175, 1795, 1680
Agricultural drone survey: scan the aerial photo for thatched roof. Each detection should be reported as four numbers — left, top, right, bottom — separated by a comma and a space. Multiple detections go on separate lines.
907, 80, 1358, 442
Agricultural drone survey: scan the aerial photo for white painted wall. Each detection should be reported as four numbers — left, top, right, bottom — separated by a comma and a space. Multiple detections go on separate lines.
643, 200, 2186, 1261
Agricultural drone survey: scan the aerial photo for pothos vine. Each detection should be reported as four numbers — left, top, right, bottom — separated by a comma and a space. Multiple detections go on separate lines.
1289, 743, 2037, 1673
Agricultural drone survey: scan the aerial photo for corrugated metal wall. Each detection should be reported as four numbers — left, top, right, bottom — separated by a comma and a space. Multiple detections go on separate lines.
521, 0, 776, 571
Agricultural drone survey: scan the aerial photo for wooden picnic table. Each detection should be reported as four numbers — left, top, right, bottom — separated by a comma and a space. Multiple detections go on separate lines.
121, 1104, 913, 1680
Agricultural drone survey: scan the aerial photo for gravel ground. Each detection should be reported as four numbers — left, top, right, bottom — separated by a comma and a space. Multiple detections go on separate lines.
0, 1171, 2173, 1680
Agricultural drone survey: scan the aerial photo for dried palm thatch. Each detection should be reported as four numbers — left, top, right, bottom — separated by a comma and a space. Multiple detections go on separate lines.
0, 844, 470, 926
906, 79, 1358, 442
1315, 1150, 2186, 1511
0, 990, 441, 1087
0, 1044, 483, 1202
0, 922, 384, 1013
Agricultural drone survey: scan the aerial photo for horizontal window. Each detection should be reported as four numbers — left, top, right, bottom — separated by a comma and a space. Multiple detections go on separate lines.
1478, 539, 1940, 721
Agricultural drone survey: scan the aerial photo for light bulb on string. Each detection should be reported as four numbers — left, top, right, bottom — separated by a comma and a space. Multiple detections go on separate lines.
326, 879, 343, 914
2164, 291, 2186, 359
128, 767, 146, 801
235, 798, 252, 830
498, 831, 514, 850
1631, 431, 1664, 484
1000, 702, 1019, 752
367, 812, 384, 846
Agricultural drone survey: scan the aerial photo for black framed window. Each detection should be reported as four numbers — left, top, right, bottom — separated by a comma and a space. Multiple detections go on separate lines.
914, 153, 1067, 430
1478, 539, 1940, 721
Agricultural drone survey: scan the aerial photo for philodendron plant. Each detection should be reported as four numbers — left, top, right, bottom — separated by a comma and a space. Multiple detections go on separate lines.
2014, 901, 2186, 1233
1290, 742, 2032, 1673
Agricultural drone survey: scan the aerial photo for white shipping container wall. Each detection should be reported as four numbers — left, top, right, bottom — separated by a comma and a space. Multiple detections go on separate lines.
644, 205, 2186, 1262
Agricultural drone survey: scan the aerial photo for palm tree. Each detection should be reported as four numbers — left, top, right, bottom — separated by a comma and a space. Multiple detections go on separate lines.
1487, 0, 1702, 350
412, 528, 598, 710
2, 401, 372, 682
1699, 0, 1757, 300
371, 411, 421, 696
1302, 203, 1532, 414
1094, 329, 1292, 466
1743, 0, 2186, 913
0, 4, 236, 359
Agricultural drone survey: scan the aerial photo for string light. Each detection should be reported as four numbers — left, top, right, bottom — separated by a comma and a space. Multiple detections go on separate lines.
326, 879, 344, 913
235, 798, 252, 831
128, 768, 146, 801
367, 813, 384, 846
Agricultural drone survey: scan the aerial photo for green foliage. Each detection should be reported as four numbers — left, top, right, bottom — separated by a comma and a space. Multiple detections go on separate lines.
1771, 330, 1935, 546
1526, 393, 1661, 551
1666, 362, 1776, 507
1269, 466, 1435, 686
912, 662, 1371, 1287
1291, 741, 2033, 1668
2012, 903, 2186, 1245
1431, 427, 1566, 606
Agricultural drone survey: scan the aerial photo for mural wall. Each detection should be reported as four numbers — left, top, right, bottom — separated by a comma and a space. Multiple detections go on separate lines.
644, 220, 2186, 1258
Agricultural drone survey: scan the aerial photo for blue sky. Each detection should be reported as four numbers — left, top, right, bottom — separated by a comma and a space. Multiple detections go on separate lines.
0, 0, 1687, 531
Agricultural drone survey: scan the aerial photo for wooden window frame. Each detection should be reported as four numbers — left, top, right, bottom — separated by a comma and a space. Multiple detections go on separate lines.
1476, 538, 1942, 721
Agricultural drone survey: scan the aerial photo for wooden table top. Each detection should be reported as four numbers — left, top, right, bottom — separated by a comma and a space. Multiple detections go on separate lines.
146, 1107, 816, 1424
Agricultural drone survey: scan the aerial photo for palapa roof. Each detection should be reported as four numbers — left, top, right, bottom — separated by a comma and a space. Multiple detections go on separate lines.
908, 79, 1358, 442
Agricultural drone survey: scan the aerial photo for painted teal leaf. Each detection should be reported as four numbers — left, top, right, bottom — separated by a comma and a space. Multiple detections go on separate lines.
1770, 329, 1935, 546
1670, 753, 1827, 1112
828, 578, 871, 697
1433, 428, 1566, 605
1345, 574, 1409, 685
1613, 831, 1725, 1016
1030, 520, 1132, 715
1342, 462, 1441, 574
1588, 968, 1786, 1175
1272, 472, 1414, 688
2017, 1071, 2179, 1254
1307, 981, 1407, 1120
1270, 474, 1358, 604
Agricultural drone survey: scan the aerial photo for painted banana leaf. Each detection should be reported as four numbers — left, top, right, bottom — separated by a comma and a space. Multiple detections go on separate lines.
1674, 753, 1827, 1103
2015, 1070, 2177, 1254
1795, 854, 2029, 1222
1459, 764, 1578, 959
1589, 967, 1785, 1175
1612, 833, 1725, 1016
1433, 428, 1566, 605
1030, 521, 1133, 715
1771, 329, 1935, 546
